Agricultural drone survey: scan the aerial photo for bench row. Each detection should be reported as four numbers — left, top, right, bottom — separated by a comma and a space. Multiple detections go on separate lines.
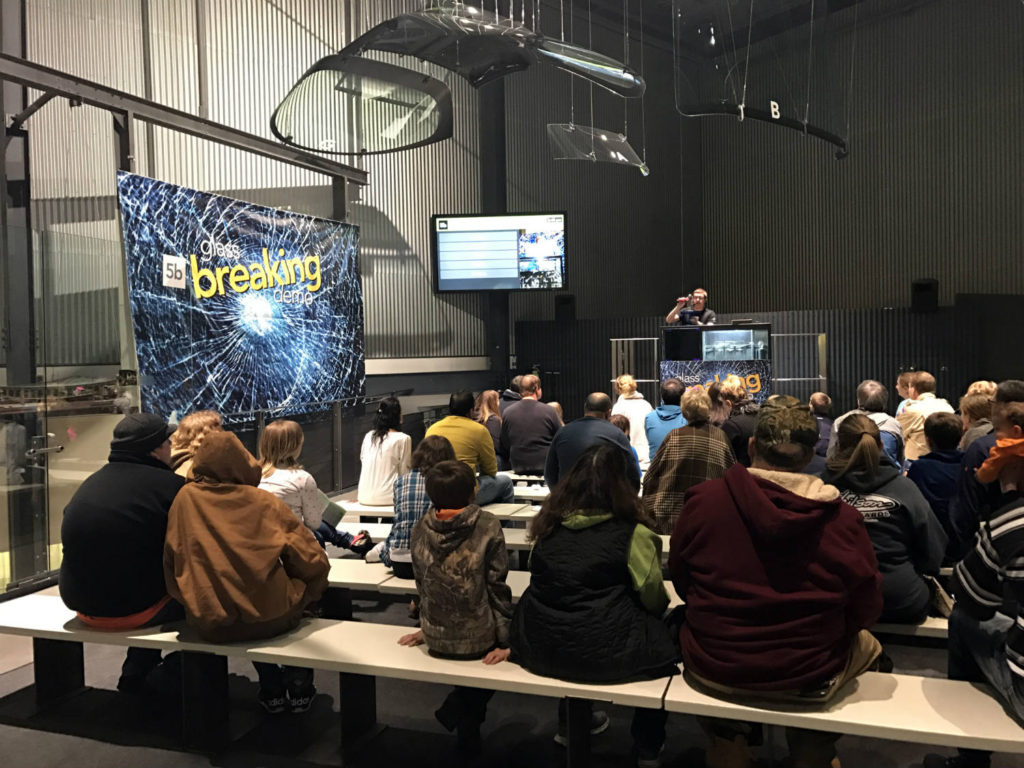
0, 593, 1010, 762
326, 556, 950, 640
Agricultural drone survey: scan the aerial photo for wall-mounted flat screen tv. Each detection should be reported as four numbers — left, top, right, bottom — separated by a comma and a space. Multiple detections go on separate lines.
432, 212, 566, 292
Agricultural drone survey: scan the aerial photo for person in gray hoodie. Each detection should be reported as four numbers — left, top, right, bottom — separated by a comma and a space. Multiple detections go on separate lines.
399, 459, 513, 757
644, 378, 686, 461
821, 414, 948, 624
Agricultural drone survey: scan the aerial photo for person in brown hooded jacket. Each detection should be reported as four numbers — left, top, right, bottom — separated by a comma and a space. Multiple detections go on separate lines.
163, 430, 329, 714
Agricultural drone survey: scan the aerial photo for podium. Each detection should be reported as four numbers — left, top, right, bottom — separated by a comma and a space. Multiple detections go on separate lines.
661, 323, 773, 402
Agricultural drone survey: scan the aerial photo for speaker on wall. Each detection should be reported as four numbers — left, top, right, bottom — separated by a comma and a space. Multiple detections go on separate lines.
911, 279, 939, 313
554, 294, 576, 322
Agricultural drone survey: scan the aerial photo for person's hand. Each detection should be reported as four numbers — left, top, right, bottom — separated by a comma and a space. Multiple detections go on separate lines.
398, 630, 424, 647
676, 296, 689, 306
482, 647, 510, 665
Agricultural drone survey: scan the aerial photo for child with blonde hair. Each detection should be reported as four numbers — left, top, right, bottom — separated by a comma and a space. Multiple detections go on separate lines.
259, 420, 373, 555
169, 410, 223, 478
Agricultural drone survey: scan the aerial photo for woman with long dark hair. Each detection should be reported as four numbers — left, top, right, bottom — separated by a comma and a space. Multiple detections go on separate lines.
510, 444, 679, 765
357, 396, 412, 506
821, 414, 948, 623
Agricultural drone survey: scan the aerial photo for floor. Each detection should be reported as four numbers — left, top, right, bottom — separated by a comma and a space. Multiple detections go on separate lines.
1, 595, 1022, 767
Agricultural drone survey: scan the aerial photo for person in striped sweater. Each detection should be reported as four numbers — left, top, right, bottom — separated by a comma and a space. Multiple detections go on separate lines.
932, 403, 1024, 768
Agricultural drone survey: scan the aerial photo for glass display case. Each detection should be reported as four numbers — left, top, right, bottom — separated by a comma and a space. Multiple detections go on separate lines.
701, 327, 771, 362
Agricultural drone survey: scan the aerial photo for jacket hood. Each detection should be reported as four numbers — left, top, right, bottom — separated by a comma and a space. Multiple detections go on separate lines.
820, 465, 900, 494
190, 431, 261, 486
500, 389, 522, 401
421, 503, 482, 556
725, 464, 842, 542
561, 509, 614, 530
169, 445, 192, 471
654, 404, 682, 421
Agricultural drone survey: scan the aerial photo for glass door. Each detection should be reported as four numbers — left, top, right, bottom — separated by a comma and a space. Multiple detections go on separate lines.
0, 225, 126, 593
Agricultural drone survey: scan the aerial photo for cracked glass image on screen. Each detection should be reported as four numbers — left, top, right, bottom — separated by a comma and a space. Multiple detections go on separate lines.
431, 212, 565, 292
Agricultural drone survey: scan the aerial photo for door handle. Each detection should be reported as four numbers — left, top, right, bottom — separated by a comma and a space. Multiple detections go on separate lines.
26, 445, 64, 458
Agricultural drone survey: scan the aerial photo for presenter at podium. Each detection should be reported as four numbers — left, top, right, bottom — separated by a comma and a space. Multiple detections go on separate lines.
665, 288, 716, 325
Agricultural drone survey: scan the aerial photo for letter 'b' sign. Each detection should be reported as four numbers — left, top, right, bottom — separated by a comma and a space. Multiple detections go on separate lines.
162, 254, 187, 289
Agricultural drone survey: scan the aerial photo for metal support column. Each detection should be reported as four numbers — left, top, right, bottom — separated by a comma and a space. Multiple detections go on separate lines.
479, 79, 509, 384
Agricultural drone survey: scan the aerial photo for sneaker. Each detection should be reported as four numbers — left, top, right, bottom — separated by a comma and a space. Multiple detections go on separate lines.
554, 709, 610, 746
288, 685, 316, 714
258, 688, 288, 714
349, 531, 374, 557
635, 743, 664, 768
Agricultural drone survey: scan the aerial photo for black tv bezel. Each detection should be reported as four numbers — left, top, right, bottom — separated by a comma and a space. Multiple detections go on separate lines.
430, 211, 568, 294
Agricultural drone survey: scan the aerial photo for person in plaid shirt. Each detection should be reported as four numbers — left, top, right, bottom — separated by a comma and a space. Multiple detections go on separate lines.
642, 388, 736, 534
365, 435, 455, 578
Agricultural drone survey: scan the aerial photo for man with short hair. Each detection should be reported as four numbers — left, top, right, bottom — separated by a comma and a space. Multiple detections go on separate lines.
499, 375, 524, 414
59, 413, 185, 693
668, 395, 882, 768
950, 380, 1024, 557
907, 412, 964, 557
498, 374, 561, 476
644, 378, 686, 461
665, 288, 716, 326
544, 393, 640, 489
827, 380, 905, 469
898, 371, 955, 461
426, 391, 514, 505
809, 392, 833, 457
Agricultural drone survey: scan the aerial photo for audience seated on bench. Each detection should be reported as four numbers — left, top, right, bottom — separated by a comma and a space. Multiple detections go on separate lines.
397, 458, 512, 757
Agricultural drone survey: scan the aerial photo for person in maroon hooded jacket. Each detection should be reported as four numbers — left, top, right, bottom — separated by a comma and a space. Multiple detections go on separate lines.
669, 395, 883, 768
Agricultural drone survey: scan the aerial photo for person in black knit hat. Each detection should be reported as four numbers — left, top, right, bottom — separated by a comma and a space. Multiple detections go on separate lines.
58, 413, 185, 694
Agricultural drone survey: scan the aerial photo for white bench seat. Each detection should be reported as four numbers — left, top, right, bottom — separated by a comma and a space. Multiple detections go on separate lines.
1, 593, 1021, 757
512, 486, 549, 502
663, 671, 1024, 754
248, 619, 671, 707
873, 617, 949, 639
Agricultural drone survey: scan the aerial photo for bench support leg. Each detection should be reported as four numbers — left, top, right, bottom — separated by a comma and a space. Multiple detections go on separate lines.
339, 672, 378, 755
565, 697, 592, 768
321, 587, 353, 620
180, 651, 228, 751
33, 638, 85, 706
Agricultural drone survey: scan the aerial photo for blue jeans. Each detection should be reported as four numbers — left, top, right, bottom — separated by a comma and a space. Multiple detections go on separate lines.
475, 473, 514, 505
948, 608, 1024, 766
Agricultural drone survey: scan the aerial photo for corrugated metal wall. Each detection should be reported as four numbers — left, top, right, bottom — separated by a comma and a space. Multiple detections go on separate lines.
23, 0, 486, 363
516, 307, 979, 423
700, 0, 1024, 312
506, 4, 683, 324
347, 2, 486, 358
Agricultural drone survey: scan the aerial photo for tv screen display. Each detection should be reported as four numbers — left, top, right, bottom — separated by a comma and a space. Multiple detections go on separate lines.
432, 212, 566, 292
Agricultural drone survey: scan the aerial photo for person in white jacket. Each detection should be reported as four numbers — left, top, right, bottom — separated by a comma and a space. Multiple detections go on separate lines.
897, 372, 955, 462
611, 374, 653, 466
358, 396, 412, 505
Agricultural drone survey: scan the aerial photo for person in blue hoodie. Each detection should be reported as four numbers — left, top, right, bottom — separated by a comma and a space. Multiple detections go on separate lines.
644, 378, 686, 462
907, 411, 964, 562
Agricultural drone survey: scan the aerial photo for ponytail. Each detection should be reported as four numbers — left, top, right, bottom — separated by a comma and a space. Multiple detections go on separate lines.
372, 397, 402, 446
827, 413, 882, 479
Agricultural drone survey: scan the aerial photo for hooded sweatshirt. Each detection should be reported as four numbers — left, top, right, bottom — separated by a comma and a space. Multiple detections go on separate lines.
411, 503, 513, 658
499, 389, 522, 414
644, 404, 686, 461
163, 431, 329, 643
821, 465, 947, 623
669, 463, 881, 691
